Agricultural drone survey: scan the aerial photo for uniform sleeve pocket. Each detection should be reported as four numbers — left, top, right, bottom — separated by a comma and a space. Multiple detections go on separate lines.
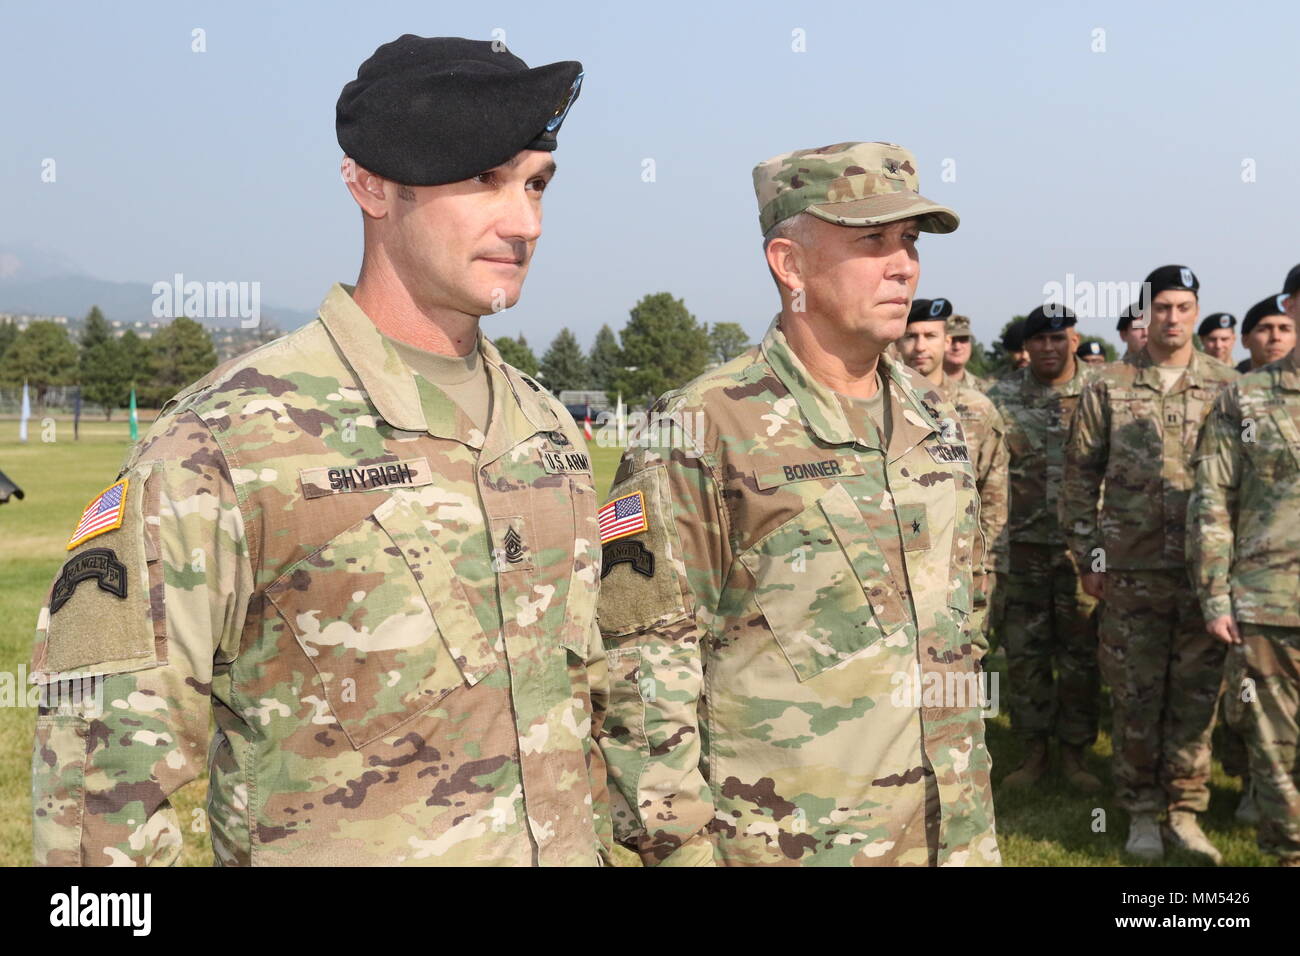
739, 483, 907, 682
35, 464, 160, 682
265, 492, 499, 749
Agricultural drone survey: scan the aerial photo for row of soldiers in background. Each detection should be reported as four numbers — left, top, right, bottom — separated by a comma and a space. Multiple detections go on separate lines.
896, 263, 1300, 865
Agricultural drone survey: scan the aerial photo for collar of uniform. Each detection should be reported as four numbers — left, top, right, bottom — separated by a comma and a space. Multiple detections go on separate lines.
479, 335, 559, 434
760, 316, 856, 446
316, 283, 426, 432
882, 354, 942, 462
1275, 349, 1300, 391
1130, 345, 1203, 392
1021, 357, 1089, 398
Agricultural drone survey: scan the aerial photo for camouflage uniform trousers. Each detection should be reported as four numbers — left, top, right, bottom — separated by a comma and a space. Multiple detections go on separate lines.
1001, 542, 1100, 746
1098, 569, 1226, 813
1226, 625, 1300, 861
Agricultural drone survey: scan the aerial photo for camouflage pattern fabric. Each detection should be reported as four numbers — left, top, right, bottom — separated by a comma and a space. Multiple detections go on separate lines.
751, 141, 957, 235
948, 368, 990, 393
937, 374, 1008, 640
987, 362, 1099, 744
31, 283, 612, 866
1060, 347, 1236, 815
1226, 625, 1300, 862
1000, 543, 1099, 746
1188, 353, 1300, 858
1188, 352, 1300, 626
596, 317, 999, 867
1061, 346, 1238, 573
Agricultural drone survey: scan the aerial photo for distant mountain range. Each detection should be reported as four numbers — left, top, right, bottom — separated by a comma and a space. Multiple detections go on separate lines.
0, 242, 316, 330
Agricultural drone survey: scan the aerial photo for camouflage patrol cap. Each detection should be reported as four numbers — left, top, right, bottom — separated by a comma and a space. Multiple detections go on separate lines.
946, 314, 972, 337
753, 141, 958, 236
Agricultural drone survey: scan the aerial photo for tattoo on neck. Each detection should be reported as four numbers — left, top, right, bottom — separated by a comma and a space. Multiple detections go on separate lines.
397, 185, 417, 202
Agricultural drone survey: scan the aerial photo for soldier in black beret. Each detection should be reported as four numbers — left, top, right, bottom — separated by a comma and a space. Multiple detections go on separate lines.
1197, 313, 1237, 365
1001, 318, 1028, 372
1076, 340, 1107, 366
1116, 303, 1147, 359
1239, 294, 1295, 373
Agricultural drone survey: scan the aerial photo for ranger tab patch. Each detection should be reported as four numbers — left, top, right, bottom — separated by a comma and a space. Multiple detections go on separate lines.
601, 538, 655, 579
67, 479, 129, 550
50, 547, 127, 614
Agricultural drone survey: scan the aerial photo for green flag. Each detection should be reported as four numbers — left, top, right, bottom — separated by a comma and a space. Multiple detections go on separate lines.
129, 387, 139, 442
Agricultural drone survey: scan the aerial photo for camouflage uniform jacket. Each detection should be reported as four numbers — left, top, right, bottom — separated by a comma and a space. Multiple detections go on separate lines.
938, 373, 1008, 576
1188, 352, 1300, 625
1060, 346, 1238, 572
948, 368, 990, 393
986, 360, 1094, 549
596, 316, 999, 867
31, 283, 612, 866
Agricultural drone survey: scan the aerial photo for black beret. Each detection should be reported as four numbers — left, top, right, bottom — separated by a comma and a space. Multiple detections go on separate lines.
1023, 304, 1076, 339
907, 297, 953, 323
337, 35, 583, 186
1197, 313, 1236, 337
1242, 294, 1289, 336
1002, 318, 1026, 352
1144, 264, 1199, 301
1116, 303, 1139, 332
1076, 340, 1104, 358
1284, 264, 1300, 297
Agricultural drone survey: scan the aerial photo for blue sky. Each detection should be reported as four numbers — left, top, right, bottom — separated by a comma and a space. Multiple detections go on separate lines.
2, 0, 1296, 355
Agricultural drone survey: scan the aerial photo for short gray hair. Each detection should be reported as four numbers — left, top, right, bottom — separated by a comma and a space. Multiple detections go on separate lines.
762, 210, 814, 252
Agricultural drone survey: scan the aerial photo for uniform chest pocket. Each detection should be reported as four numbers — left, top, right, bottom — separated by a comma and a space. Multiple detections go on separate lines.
266, 493, 500, 749
1244, 408, 1300, 477
738, 483, 909, 682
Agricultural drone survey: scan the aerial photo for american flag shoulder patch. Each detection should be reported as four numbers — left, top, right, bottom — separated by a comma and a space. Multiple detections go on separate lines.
67, 478, 130, 550
598, 490, 648, 543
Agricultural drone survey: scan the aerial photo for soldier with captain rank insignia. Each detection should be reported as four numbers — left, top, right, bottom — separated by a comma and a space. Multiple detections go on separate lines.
30, 34, 613, 866
1060, 264, 1238, 864
595, 141, 1000, 867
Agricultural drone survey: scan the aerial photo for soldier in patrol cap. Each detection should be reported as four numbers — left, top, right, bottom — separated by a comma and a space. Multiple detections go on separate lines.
30, 34, 612, 866
1076, 340, 1107, 366
596, 141, 999, 867
1197, 313, 1237, 365
943, 309, 990, 391
1117, 304, 1148, 359
899, 298, 1009, 645
987, 305, 1102, 793
1237, 295, 1295, 374
1061, 264, 1238, 863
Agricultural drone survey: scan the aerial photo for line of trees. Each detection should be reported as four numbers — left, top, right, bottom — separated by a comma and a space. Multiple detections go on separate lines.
0, 307, 218, 417
496, 292, 753, 405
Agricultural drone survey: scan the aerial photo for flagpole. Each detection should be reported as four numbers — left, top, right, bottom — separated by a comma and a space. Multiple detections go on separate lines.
129, 387, 139, 442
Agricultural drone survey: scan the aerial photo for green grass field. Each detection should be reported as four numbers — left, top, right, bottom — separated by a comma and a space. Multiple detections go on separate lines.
0, 419, 1269, 865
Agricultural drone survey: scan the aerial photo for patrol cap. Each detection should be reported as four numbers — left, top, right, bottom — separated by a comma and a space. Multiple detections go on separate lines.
337, 35, 583, 186
1284, 264, 1300, 298
1197, 313, 1236, 337
1076, 340, 1105, 359
946, 314, 973, 337
753, 141, 958, 236
1241, 294, 1289, 336
1023, 304, 1077, 339
1144, 264, 1199, 301
1002, 318, 1026, 352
